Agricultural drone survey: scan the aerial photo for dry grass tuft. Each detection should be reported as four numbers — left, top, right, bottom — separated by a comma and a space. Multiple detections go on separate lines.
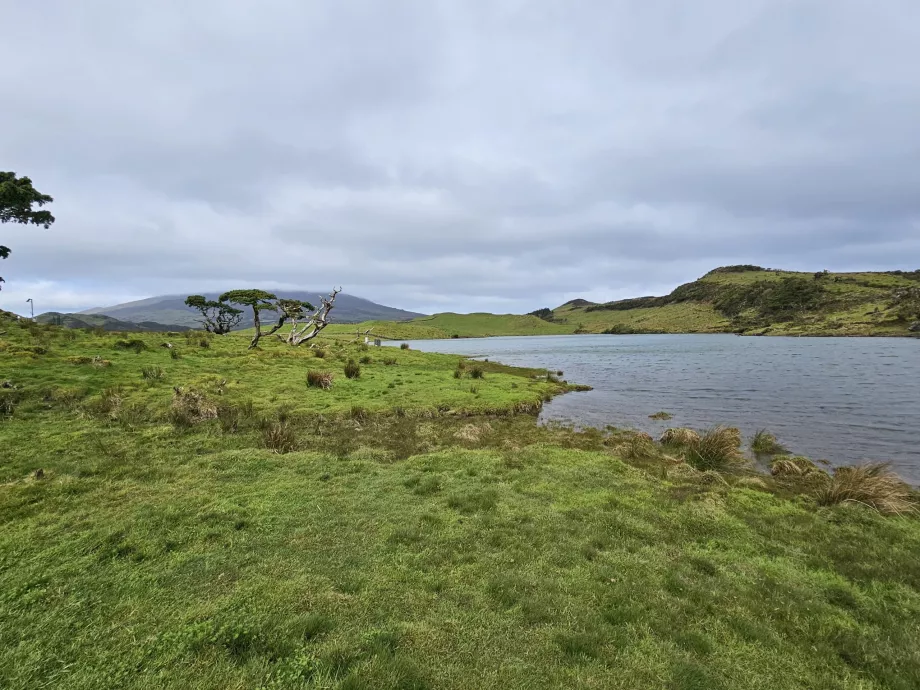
169, 387, 217, 427
306, 370, 334, 390
685, 426, 744, 471
815, 463, 916, 515
454, 423, 492, 443
659, 427, 700, 446
261, 420, 297, 453
612, 432, 659, 461
771, 456, 827, 478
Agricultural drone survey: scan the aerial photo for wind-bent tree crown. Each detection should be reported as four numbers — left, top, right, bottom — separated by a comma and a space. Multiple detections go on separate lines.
1, 171, 55, 291
184, 295, 243, 335
220, 289, 286, 349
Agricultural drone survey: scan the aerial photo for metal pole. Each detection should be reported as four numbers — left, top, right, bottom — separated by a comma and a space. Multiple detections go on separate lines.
26, 298, 33, 319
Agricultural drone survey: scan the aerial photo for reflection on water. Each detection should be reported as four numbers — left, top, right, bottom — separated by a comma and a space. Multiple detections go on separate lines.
391, 334, 920, 483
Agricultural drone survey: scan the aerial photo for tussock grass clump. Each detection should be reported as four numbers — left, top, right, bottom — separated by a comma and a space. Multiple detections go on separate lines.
307, 370, 334, 390
469, 366, 484, 380
453, 368, 463, 379
261, 419, 297, 453
359, 355, 372, 365
67, 355, 93, 365
612, 432, 659, 461
685, 426, 744, 471
113, 339, 147, 354
169, 387, 217, 427
350, 405, 369, 421
816, 463, 916, 515
141, 365, 164, 380
771, 456, 826, 478
168, 348, 181, 360
751, 429, 786, 454
649, 411, 673, 420
344, 359, 361, 379
313, 348, 327, 359
382, 357, 397, 366
659, 427, 700, 446
216, 403, 240, 433
399, 343, 410, 350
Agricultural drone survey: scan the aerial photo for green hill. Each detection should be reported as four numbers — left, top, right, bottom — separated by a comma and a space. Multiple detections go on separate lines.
410, 312, 574, 338
555, 267, 920, 336
34, 312, 192, 332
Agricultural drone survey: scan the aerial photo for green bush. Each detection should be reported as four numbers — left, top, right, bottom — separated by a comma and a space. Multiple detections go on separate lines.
344, 359, 361, 379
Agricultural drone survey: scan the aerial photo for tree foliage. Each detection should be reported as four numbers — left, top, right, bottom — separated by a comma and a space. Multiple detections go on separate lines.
0, 172, 55, 290
184, 295, 243, 335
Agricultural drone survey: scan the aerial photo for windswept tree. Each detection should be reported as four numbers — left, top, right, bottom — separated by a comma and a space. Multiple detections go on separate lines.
1, 172, 55, 290
220, 288, 341, 349
276, 288, 340, 346
184, 295, 243, 334
220, 289, 287, 349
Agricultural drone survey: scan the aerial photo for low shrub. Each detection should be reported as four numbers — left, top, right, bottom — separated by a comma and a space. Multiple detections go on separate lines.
469, 366, 484, 379
344, 359, 361, 379
400, 343, 410, 350
816, 463, 915, 515
313, 348, 327, 359
307, 370, 334, 390
453, 368, 462, 379
383, 357, 397, 366
685, 426, 744, 471
359, 355, 372, 365
169, 348, 181, 360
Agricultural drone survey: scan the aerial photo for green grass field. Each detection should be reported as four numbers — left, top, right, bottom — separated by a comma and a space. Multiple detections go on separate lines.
2, 313, 919, 689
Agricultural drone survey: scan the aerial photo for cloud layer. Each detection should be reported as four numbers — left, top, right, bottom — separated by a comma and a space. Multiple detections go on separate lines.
2, 0, 919, 315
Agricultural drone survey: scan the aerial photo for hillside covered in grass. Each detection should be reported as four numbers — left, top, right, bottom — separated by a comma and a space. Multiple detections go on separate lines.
319, 267, 920, 341
553, 266, 920, 336
2, 313, 919, 689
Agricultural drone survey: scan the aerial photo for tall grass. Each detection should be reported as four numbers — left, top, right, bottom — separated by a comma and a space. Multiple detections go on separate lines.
685, 426, 744, 471
261, 419, 297, 453
751, 429, 786, 454
344, 359, 361, 379
816, 463, 916, 515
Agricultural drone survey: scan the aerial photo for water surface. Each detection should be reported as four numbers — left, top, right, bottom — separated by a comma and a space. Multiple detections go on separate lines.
389, 334, 920, 483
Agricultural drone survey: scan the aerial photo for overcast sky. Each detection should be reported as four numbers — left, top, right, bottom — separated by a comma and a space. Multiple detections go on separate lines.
2, 0, 919, 316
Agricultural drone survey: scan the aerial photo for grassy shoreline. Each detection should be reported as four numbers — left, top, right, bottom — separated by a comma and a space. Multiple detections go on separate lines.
2, 314, 919, 689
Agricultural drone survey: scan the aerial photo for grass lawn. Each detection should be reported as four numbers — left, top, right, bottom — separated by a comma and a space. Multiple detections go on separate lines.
2, 314, 919, 689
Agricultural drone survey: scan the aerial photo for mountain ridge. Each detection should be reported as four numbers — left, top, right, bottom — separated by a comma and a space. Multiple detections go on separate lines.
78, 291, 425, 329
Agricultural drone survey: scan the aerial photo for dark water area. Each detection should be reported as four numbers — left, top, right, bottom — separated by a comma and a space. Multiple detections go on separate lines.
389, 334, 920, 484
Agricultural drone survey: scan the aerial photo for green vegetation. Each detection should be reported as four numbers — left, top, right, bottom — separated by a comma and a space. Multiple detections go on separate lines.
750, 429, 787, 455
2, 312, 920, 689
555, 267, 920, 337
1, 171, 55, 291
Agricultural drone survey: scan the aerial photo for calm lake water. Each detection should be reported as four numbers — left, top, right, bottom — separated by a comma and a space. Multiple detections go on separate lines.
389, 334, 920, 483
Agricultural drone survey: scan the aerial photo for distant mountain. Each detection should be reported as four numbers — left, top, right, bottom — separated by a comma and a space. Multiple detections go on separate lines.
81, 291, 424, 329
35, 312, 193, 332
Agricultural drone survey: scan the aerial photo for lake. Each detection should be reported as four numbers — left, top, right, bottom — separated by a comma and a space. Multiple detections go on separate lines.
387, 334, 920, 483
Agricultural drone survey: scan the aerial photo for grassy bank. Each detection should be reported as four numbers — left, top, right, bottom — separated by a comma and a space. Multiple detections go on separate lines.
322, 267, 919, 340
2, 314, 919, 689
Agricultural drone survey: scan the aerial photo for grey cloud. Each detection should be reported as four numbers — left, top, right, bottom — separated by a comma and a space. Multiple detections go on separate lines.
1, 0, 919, 316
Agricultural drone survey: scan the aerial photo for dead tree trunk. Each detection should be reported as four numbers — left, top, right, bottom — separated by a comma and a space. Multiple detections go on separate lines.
249, 308, 287, 349
277, 288, 341, 346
